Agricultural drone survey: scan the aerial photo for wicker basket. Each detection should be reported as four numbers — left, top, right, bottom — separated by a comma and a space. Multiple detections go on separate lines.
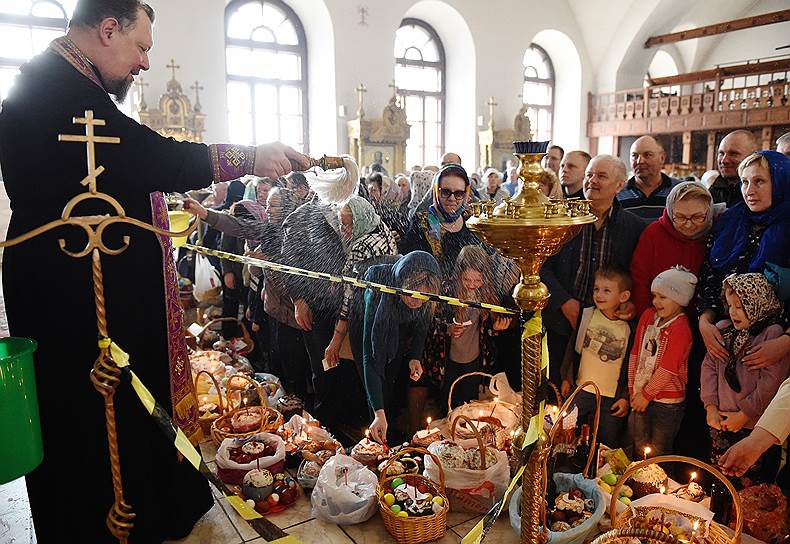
378, 447, 449, 544
196, 317, 255, 356
194, 369, 227, 434
591, 527, 681, 544
210, 374, 283, 445
609, 455, 743, 544
447, 371, 520, 448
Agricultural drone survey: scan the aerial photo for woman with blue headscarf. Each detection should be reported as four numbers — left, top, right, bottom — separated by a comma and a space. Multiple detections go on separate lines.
362, 251, 441, 444
698, 150, 790, 369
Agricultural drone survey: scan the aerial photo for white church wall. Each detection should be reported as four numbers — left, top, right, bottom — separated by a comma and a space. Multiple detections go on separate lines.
137, 0, 592, 167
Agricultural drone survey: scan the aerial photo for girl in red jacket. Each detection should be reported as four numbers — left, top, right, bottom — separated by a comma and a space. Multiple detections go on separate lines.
629, 266, 697, 457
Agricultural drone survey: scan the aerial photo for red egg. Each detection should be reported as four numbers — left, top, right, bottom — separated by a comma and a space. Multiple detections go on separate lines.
256, 500, 270, 513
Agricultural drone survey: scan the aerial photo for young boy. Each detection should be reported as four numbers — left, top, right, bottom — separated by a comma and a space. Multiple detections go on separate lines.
561, 266, 634, 448
629, 266, 696, 457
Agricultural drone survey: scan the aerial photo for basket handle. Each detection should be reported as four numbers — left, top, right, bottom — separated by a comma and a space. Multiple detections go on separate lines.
450, 415, 487, 471
591, 527, 681, 544
193, 369, 226, 414
226, 373, 265, 417
548, 381, 563, 407
547, 380, 601, 478
608, 455, 742, 544
196, 317, 244, 339
446, 371, 494, 413
378, 446, 445, 494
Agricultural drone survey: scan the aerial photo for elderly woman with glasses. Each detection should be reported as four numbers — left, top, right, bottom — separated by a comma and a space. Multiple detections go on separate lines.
698, 151, 790, 369
630, 181, 715, 317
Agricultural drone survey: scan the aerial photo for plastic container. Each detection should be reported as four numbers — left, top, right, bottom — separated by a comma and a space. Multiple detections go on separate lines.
0, 338, 42, 484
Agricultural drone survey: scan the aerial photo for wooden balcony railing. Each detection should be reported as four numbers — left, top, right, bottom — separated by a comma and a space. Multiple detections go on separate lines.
588, 57, 790, 138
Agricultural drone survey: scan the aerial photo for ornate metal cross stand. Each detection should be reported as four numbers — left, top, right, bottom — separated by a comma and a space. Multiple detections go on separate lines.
0, 110, 195, 543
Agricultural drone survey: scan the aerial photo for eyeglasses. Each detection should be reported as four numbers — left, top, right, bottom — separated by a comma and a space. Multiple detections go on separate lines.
672, 213, 707, 226
439, 188, 467, 201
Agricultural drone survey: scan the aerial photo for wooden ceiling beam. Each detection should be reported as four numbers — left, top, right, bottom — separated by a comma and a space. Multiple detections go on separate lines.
648, 58, 790, 86
645, 9, 790, 48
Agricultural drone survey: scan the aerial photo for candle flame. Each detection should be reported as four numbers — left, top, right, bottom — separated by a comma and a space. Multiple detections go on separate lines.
365, 428, 370, 438
427, 417, 432, 425
693, 520, 699, 530
660, 485, 666, 494
644, 446, 651, 455
690, 471, 697, 482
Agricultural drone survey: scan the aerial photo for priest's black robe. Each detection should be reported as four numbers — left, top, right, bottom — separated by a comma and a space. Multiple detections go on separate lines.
0, 49, 219, 542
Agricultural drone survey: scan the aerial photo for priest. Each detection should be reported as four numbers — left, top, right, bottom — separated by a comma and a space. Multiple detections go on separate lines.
0, 1, 308, 542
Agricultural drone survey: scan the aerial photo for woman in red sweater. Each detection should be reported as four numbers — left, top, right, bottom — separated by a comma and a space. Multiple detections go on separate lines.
630, 182, 714, 316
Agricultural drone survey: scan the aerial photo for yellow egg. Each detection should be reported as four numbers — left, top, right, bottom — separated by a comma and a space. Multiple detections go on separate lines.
383, 493, 395, 506
397, 511, 408, 518
432, 496, 444, 506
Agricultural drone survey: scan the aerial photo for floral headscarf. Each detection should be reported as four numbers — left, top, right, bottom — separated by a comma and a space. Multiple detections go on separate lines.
720, 272, 783, 392
345, 195, 382, 246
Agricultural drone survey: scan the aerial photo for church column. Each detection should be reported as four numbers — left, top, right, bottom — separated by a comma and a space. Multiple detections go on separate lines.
682, 131, 692, 165
761, 127, 774, 151
705, 131, 716, 171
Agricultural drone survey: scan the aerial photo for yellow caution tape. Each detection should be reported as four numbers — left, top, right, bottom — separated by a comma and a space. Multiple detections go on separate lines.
225, 495, 263, 520
185, 244, 517, 315
174, 427, 203, 470
461, 465, 526, 544
269, 536, 304, 544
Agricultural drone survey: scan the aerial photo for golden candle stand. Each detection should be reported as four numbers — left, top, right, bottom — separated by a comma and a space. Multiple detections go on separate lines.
0, 110, 346, 543
466, 140, 596, 544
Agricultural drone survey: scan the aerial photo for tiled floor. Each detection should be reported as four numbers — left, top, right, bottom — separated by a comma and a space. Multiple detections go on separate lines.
0, 441, 519, 544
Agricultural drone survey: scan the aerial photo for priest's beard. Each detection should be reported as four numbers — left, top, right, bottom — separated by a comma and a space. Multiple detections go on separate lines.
108, 77, 133, 103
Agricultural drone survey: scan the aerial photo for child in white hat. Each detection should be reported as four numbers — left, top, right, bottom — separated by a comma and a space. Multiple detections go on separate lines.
628, 266, 697, 457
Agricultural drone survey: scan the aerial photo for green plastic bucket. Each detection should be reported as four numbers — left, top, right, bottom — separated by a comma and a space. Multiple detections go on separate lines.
0, 337, 42, 484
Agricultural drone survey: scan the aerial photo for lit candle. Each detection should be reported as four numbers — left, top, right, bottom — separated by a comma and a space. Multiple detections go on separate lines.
689, 471, 697, 484
691, 520, 699, 542
365, 428, 370, 441
426, 416, 432, 430
489, 397, 499, 418
660, 485, 666, 494
643, 446, 651, 461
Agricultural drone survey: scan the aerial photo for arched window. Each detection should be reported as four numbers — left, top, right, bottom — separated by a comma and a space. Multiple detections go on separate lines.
395, 18, 445, 167
0, 0, 75, 102
522, 44, 554, 142
225, 0, 308, 151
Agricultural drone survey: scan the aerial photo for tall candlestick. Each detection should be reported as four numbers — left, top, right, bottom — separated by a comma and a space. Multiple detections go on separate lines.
643, 446, 651, 461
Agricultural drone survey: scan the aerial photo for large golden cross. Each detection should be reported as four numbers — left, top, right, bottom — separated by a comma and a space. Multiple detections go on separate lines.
487, 96, 498, 129
355, 83, 367, 117
166, 58, 180, 81
57, 110, 120, 193
190, 80, 204, 111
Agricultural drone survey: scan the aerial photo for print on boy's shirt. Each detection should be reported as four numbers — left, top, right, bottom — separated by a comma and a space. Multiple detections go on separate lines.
575, 308, 631, 398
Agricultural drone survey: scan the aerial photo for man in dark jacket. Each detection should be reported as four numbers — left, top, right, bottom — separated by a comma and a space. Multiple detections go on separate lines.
617, 135, 681, 222
541, 155, 646, 386
706, 129, 758, 207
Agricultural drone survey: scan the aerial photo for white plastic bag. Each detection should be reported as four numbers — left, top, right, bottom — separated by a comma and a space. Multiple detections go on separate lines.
194, 253, 221, 302
489, 372, 522, 406
424, 442, 510, 513
216, 432, 285, 472
254, 372, 286, 408
311, 455, 378, 525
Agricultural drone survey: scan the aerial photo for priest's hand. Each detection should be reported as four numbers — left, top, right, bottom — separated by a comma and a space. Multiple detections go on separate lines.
719, 426, 778, 477
182, 198, 208, 219
254, 142, 311, 179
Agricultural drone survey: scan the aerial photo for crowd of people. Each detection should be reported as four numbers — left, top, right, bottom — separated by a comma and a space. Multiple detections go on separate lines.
182, 129, 790, 497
